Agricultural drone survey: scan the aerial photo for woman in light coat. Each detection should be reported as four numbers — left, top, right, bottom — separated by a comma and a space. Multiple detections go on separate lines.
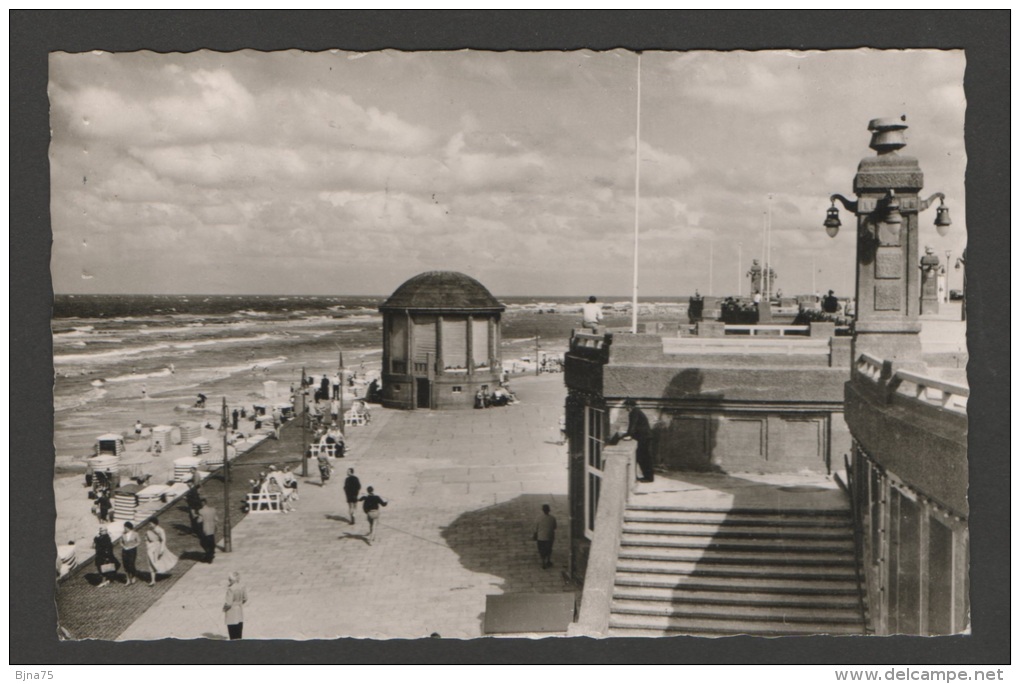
144, 517, 178, 586
223, 572, 248, 640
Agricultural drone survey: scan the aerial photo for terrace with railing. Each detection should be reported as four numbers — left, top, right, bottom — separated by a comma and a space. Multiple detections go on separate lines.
854, 352, 968, 414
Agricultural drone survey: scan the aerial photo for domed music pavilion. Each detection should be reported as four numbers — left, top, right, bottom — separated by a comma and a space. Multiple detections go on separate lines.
379, 271, 505, 410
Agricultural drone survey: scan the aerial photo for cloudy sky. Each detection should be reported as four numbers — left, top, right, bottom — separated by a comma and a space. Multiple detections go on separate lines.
49, 49, 966, 298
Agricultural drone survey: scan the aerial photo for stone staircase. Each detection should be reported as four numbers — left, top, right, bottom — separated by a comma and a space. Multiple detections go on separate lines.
608, 504, 867, 636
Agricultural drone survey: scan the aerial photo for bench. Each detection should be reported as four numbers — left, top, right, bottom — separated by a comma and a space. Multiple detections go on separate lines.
344, 411, 367, 427
245, 491, 282, 513
310, 442, 343, 458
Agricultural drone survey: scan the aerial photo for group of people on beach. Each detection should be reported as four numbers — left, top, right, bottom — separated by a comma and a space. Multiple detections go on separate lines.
91, 516, 177, 589
473, 384, 518, 409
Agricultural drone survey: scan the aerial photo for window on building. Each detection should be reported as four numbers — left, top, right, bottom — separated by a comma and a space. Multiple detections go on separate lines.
584, 406, 606, 540
452, 386, 462, 393
412, 315, 436, 372
390, 315, 407, 362
471, 318, 489, 368
442, 317, 468, 370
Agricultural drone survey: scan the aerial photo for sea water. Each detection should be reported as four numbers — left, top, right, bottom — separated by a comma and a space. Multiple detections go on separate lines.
52, 294, 388, 465
52, 293, 682, 465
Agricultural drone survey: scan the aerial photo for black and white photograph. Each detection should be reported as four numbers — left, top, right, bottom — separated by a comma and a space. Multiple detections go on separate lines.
46, 46, 970, 641
12, 11, 1009, 669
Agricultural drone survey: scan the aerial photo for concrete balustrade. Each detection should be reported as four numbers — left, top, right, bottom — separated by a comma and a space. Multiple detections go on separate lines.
569, 444, 634, 637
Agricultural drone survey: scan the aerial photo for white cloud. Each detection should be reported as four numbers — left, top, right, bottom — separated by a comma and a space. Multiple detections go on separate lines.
49, 49, 966, 296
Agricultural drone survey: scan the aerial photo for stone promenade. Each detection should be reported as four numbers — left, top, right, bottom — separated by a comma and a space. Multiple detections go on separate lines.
117, 374, 571, 640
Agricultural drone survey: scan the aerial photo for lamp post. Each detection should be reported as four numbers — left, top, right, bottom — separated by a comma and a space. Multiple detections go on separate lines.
300, 365, 308, 477
944, 250, 952, 302
221, 397, 232, 553
535, 331, 540, 377
336, 348, 345, 437
822, 116, 951, 363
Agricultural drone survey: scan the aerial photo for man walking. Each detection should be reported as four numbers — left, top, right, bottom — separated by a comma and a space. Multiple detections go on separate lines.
185, 475, 203, 534
196, 498, 218, 563
622, 398, 655, 482
358, 486, 388, 545
533, 503, 557, 569
332, 371, 342, 400
343, 468, 362, 525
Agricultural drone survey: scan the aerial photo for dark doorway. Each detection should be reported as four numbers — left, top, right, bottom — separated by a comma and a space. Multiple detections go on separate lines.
416, 378, 431, 409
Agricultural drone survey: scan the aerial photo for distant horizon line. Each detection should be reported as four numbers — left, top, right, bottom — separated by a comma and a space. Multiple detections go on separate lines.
53, 291, 820, 299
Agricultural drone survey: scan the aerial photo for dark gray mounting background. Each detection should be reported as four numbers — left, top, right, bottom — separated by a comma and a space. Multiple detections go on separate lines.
10, 10, 1009, 666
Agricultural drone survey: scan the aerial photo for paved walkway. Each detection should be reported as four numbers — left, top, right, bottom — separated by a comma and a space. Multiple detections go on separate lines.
117, 374, 571, 640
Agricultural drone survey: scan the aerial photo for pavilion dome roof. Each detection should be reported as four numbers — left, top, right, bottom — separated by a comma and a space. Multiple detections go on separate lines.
379, 271, 505, 312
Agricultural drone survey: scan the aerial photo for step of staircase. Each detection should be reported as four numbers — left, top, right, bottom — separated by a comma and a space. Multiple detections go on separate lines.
624, 510, 851, 528
610, 598, 864, 623
604, 501, 865, 637
615, 570, 860, 591
608, 612, 865, 637
612, 586, 860, 610
616, 563, 857, 582
627, 505, 851, 517
621, 522, 852, 539
620, 534, 854, 555
617, 549, 856, 568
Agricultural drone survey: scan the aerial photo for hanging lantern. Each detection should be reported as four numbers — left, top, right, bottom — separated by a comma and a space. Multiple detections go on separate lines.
824, 205, 841, 238
935, 202, 952, 236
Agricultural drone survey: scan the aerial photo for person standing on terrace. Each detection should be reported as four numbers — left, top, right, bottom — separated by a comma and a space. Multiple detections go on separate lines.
622, 398, 654, 483
581, 296, 603, 334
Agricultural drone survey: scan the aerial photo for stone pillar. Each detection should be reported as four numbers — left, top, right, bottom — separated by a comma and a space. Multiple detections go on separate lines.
919, 249, 941, 315
847, 118, 926, 365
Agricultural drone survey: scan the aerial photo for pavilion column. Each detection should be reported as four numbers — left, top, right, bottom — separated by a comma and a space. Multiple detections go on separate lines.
490, 316, 498, 368
466, 315, 474, 376
436, 315, 444, 376
406, 311, 414, 374
382, 312, 390, 372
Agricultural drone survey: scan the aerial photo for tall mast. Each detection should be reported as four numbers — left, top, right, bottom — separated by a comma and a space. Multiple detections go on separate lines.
631, 52, 641, 334
737, 244, 742, 296
766, 193, 773, 300
708, 240, 714, 296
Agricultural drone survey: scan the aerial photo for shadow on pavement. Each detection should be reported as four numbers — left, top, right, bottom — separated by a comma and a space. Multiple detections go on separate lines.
338, 532, 371, 545
324, 514, 351, 524
440, 493, 572, 594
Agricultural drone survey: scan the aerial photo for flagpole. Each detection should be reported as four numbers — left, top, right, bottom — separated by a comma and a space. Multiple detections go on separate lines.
761, 213, 767, 296
631, 52, 641, 335
766, 193, 773, 300
708, 240, 714, 296
737, 244, 742, 296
